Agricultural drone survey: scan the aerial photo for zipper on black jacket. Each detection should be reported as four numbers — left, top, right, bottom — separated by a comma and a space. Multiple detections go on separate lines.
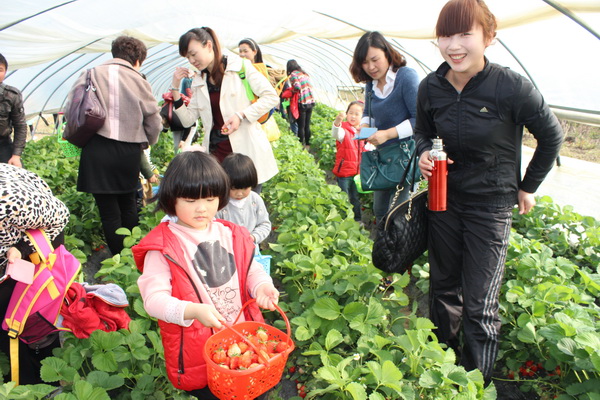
456, 92, 464, 158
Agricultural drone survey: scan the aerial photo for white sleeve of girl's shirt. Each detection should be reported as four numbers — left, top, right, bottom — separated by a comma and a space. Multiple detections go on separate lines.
137, 250, 194, 327
331, 124, 345, 142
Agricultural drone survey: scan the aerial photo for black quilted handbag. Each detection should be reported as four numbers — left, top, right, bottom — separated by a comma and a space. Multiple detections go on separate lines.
372, 152, 428, 274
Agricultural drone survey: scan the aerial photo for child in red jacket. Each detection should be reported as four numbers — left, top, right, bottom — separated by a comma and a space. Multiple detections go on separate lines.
332, 101, 366, 223
133, 150, 278, 398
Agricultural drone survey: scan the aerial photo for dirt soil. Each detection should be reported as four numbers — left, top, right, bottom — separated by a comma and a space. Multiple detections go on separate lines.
523, 120, 600, 163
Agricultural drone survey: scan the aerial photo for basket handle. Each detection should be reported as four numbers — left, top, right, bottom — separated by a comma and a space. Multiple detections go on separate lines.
219, 299, 292, 364
233, 299, 291, 340
220, 322, 269, 364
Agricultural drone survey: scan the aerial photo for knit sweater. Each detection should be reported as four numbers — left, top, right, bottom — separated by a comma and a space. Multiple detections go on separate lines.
289, 71, 315, 105
365, 67, 419, 133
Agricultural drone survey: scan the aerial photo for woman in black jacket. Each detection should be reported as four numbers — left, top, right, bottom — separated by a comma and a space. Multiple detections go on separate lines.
414, 0, 563, 383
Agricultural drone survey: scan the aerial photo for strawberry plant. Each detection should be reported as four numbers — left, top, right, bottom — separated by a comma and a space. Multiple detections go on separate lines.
512, 195, 600, 272
264, 125, 496, 399
5, 109, 598, 399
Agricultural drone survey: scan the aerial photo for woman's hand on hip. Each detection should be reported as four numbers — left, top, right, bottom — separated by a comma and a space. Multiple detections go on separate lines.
518, 190, 536, 215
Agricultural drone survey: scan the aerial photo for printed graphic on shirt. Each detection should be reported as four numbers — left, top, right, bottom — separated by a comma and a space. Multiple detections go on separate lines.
191, 239, 240, 318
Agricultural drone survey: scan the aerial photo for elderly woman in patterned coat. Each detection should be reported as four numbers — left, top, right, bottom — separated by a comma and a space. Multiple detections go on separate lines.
0, 163, 70, 385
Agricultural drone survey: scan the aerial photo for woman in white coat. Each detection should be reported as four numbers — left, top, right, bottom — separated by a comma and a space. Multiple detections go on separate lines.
170, 27, 279, 190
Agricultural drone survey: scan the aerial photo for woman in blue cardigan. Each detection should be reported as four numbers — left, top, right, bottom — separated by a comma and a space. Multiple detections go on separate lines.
349, 31, 420, 221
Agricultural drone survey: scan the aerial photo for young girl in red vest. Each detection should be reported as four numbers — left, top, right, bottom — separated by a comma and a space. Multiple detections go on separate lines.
133, 150, 279, 399
332, 100, 367, 223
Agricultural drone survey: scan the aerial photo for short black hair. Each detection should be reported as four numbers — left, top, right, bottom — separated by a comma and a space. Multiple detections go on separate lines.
0, 54, 7, 70
157, 151, 229, 215
111, 36, 147, 66
221, 153, 258, 189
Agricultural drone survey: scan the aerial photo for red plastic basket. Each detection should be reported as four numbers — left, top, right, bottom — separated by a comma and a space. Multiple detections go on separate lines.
204, 300, 294, 400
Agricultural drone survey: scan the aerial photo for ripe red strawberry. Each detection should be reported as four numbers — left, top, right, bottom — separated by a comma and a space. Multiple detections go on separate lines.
212, 348, 227, 364
230, 355, 241, 370
275, 341, 289, 353
266, 340, 279, 353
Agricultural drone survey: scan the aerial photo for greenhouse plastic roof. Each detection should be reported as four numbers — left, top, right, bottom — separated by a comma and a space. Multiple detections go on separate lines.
2, 0, 600, 125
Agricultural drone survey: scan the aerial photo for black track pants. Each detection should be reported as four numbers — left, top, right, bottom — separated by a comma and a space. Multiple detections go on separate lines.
427, 201, 512, 380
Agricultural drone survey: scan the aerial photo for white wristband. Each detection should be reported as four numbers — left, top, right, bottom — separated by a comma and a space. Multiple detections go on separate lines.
235, 112, 244, 121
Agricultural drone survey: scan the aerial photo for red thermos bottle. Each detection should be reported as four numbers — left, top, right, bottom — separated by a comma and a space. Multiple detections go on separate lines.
428, 138, 447, 211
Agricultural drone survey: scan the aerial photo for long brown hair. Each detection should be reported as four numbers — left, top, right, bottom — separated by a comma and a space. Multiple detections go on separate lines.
349, 31, 406, 84
179, 27, 225, 86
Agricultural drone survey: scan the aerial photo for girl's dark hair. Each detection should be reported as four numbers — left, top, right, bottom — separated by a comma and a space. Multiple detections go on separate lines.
221, 153, 258, 189
238, 38, 264, 63
436, 0, 497, 42
157, 151, 229, 215
179, 27, 225, 86
349, 31, 407, 83
346, 100, 364, 113
111, 36, 147, 66
286, 59, 306, 76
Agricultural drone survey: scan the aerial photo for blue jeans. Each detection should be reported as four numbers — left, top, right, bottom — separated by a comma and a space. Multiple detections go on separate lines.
337, 176, 362, 221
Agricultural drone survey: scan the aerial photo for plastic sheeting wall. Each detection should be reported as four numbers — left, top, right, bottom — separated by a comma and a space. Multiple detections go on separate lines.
2, 0, 599, 124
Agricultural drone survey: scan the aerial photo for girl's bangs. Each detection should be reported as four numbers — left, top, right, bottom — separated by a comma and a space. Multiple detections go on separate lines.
436, 1, 476, 37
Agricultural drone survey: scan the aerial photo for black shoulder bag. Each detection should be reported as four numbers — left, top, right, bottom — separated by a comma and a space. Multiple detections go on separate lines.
371, 151, 428, 274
